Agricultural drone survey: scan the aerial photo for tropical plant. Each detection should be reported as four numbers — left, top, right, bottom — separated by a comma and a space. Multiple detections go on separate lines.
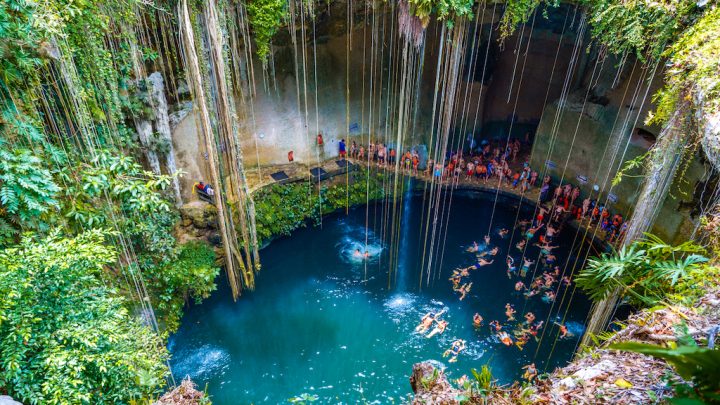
575, 234, 708, 306
0, 230, 169, 404
0, 147, 60, 227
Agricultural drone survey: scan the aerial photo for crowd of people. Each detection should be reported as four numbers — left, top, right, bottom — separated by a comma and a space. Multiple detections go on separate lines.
344, 136, 628, 245
344, 134, 627, 379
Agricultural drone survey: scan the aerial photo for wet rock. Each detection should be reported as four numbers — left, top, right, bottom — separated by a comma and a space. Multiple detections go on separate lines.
410, 361, 465, 405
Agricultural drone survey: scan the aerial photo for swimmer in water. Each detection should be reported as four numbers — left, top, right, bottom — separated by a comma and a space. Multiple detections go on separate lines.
544, 290, 556, 303
516, 239, 526, 251
489, 320, 502, 332
515, 281, 526, 291
415, 312, 436, 333
498, 331, 513, 346
473, 313, 483, 328
526, 223, 543, 240
506, 256, 517, 278
505, 303, 516, 321
477, 257, 494, 266
443, 339, 467, 363
459, 282, 472, 300
466, 241, 480, 253
449, 274, 461, 290
520, 258, 535, 278
515, 332, 530, 350
554, 322, 572, 338
426, 319, 448, 338
522, 363, 538, 381
478, 246, 499, 257
353, 249, 363, 258
561, 276, 572, 286
498, 228, 509, 237
484, 235, 491, 245
524, 312, 536, 325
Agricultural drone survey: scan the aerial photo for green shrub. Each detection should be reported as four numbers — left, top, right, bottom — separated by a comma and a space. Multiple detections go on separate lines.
0, 230, 169, 404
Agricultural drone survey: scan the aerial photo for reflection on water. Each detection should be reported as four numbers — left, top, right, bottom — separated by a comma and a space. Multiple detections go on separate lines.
169, 192, 593, 404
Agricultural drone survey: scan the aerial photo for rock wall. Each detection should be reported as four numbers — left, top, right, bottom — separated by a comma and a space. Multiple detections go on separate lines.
530, 50, 708, 243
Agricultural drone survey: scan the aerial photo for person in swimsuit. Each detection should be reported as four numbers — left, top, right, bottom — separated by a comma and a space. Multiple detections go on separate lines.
415, 312, 436, 333
522, 363, 538, 381
443, 339, 467, 363
520, 258, 534, 277
477, 257, 494, 266
426, 319, 448, 338
526, 223, 543, 240
473, 313, 483, 328
458, 282, 472, 300
505, 303, 516, 321
515, 281, 526, 291
489, 320, 502, 332
506, 256, 517, 278
524, 312, 536, 325
498, 331, 513, 346
466, 241, 480, 253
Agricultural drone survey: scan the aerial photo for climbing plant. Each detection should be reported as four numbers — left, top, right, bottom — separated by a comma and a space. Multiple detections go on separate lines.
246, 0, 288, 63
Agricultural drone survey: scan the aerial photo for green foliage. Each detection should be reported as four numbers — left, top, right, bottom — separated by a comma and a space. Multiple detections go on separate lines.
498, 0, 559, 39
469, 365, 495, 397
145, 242, 220, 333
254, 169, 386, 244
408, 0, 475, 27
0, 147, 60, 227
246, 0, 288, 63
611, 340, 720, 403
648, 6, 720, 125
0, 230, 169, 404
575, 234, 708, 307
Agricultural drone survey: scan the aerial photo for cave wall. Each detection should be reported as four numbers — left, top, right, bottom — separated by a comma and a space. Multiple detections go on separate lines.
530, 49, 707, 243
168, 3, 707, 240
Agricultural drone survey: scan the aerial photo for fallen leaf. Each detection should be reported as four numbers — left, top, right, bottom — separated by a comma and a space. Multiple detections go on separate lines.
614, 378, 633, 389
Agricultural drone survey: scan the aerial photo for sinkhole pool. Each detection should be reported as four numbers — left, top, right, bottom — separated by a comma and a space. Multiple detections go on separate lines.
169, 189, 593, 404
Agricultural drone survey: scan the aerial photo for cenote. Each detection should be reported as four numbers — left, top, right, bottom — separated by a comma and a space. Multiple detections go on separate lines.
170, 188, 593, 403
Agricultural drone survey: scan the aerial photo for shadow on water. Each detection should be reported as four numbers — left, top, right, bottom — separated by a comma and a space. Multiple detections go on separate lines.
169, 189, 594, 404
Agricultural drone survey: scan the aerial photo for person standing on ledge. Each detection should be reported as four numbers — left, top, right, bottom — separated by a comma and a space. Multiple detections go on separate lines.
339, 138, 346, 159
316, 132, 325, 160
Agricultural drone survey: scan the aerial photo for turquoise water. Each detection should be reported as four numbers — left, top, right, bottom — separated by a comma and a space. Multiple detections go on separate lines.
169, 189, 592, 404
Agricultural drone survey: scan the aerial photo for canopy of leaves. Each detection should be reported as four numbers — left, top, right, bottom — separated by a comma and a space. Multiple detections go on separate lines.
0, 230, 169, 404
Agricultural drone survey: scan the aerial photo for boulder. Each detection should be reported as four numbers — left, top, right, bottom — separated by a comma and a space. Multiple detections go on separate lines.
410, 361, 465, 405
179, 201, 218, 229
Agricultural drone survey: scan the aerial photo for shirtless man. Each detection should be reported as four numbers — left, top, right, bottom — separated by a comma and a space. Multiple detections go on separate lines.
478, 257, 494, 266
427, 319, 448, 338
415, 312, 437, 333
